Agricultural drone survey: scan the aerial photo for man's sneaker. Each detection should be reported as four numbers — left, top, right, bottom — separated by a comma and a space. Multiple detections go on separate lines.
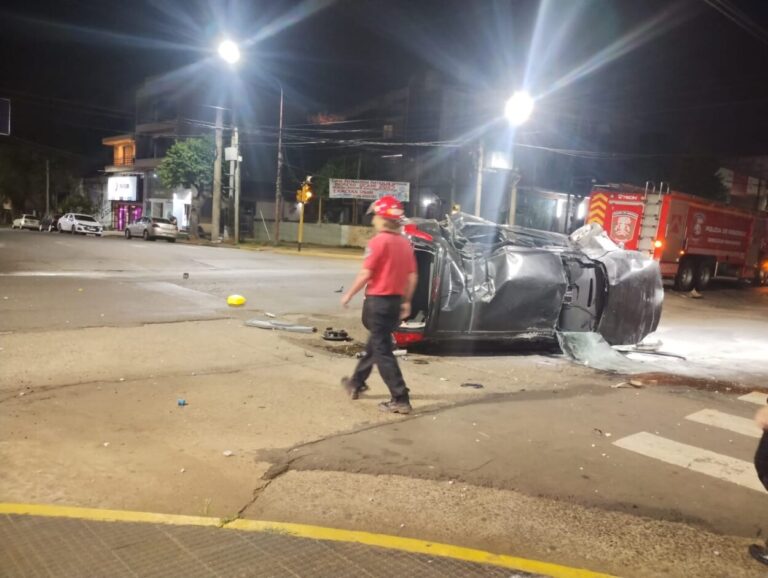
341, 377, 369, 400
749, 544, 768, 566
378, 400, 412, 414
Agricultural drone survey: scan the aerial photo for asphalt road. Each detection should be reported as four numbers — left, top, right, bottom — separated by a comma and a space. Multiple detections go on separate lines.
2, 227, 768, 577
0, 229, 361, 332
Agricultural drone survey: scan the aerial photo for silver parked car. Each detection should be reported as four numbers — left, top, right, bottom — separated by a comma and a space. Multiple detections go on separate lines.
125, 217, 178, 242
57, 213, 103, 236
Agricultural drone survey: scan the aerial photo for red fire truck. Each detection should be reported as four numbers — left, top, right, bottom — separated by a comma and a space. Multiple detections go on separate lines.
586, 183, 768, 290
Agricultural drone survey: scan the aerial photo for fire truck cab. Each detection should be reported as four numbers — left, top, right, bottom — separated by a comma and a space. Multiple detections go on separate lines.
587, 183, 768, 291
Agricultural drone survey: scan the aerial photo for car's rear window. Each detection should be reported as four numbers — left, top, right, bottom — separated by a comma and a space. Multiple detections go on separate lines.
152, 218, 171, 224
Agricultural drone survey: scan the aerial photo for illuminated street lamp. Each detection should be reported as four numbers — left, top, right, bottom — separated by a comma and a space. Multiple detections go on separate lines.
474, 90, 535, 223
211, 39, 240, 243
217, 39, 241, 65
504, 90, 534, 126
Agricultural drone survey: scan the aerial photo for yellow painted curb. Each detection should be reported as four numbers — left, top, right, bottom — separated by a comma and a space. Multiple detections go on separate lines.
226, 519, 616, 578
0, 502, 219, 528
0, 503, 616, 578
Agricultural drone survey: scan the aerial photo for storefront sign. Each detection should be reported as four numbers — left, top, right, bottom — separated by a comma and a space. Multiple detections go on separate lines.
329, 178, 410, 202
107, 176, 137, 201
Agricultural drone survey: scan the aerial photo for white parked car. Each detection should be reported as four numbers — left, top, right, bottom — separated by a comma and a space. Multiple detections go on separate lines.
11, 214, 40, 230
125, 217, 178, 242
57, 213, 103, 236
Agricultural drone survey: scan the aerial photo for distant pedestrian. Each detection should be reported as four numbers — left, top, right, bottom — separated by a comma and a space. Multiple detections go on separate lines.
748, 405, 768, 566
340, 196, 417, 414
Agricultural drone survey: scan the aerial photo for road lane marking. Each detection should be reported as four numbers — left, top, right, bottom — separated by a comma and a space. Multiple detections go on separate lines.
685, 409, 762, 439
613, 432, 765, 492
739, 392, 768, 406
0, 502, 615, 578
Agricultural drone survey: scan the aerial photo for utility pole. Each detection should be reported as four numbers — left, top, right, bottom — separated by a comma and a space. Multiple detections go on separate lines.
507, 169, 521, 227
273, 87, 285, 245
233, 127, 241, 244
45, 159, 50, 215
474, 140, 484, 217
212, 107, 224, 241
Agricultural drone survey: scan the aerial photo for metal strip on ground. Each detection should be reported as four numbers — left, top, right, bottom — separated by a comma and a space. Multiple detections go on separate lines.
613, 432, 765, 492
685, 409, 762, 438
0, 503, 615, 578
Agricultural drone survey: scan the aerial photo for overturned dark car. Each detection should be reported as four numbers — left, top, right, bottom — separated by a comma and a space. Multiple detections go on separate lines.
395, 213, 664, 349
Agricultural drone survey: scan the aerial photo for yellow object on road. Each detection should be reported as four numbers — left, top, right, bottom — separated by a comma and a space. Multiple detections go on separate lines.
227, 294, 247, 307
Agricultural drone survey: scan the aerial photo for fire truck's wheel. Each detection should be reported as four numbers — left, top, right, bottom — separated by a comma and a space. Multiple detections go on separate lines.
695, 261, 714, 291
674, 260, 696, 292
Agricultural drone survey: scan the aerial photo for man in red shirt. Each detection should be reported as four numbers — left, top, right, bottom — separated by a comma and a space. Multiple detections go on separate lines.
341, 196, 418, 414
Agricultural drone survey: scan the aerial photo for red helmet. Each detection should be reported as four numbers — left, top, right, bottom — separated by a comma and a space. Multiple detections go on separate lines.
368, 195, 404, 221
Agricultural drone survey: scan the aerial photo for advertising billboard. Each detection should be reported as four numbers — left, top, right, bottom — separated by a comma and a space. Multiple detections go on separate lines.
107, 176, 138, 201
329, 178, 410, 202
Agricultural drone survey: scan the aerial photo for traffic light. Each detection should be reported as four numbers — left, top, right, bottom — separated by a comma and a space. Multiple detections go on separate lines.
296, 176, 313, 203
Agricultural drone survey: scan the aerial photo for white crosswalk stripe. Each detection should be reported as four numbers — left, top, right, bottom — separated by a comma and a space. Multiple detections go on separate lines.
613, 432, 765, 492
685, 408, 762, 439
613, 393, 766, 492
738, 391, 767, 406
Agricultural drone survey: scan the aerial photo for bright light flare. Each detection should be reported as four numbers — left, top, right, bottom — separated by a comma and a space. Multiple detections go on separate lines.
218, 40, 241, 64
504, 91, 534, 126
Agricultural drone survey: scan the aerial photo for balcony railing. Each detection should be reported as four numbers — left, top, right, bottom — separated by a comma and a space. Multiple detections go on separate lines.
113, 155, 135, 166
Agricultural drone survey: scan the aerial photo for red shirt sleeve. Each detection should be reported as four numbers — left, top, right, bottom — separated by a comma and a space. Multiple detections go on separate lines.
363, 235, 382, 271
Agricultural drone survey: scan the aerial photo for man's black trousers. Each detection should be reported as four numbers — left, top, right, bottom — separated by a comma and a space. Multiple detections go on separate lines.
351, 296, 409, 402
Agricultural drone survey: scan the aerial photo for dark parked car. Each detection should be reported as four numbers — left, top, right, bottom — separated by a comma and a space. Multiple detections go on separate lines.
38, 214, 62, 232
394, 213, 664, 348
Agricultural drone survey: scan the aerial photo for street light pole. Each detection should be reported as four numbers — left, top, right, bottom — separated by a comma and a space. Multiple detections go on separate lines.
474, 140, 484, 217
212, 107, 224, 241
503, 91, 534, 226
231, 126, 240, 243
273, 86, 284, 246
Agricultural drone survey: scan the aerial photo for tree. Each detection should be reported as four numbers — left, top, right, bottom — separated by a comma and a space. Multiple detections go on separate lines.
157, 136, 215, 238
313, 156, 361, 223
59, 193, 95, 215
0, 142, 81, 215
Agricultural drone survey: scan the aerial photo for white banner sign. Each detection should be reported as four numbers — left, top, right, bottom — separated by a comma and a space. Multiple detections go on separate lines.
107, 176, 138, 201
329, 178, 410, 202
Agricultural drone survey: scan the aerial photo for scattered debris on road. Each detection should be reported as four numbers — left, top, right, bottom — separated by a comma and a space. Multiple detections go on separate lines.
265, 312, 276, 318
334, 286, 344, 293
393, 349, 407, 357
245, 319, 317, 334
460, 382, 485, 389
611, 381, 643, 389
222, 450, 234, 457
177, 399, 187, 407
182, 272, 189, 280
227, 294, 247, 307
322, 327, 351, 342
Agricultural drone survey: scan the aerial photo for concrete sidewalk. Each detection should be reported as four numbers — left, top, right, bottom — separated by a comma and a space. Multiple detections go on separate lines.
0, 504, 610, 578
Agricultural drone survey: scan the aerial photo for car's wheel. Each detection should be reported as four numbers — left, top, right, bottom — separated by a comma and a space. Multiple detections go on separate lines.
70, 226, 75, 235
125, 229, 132, 239
695, 261, 714, 291
58, 225, 63, 233
143, 230, 150, 241
674, 259, 696, 292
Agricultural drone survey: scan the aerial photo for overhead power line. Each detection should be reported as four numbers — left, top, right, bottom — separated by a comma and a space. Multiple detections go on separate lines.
702, 0, 768, 45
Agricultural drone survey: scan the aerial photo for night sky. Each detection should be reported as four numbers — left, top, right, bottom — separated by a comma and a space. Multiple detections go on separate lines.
1, 0, 768, 165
